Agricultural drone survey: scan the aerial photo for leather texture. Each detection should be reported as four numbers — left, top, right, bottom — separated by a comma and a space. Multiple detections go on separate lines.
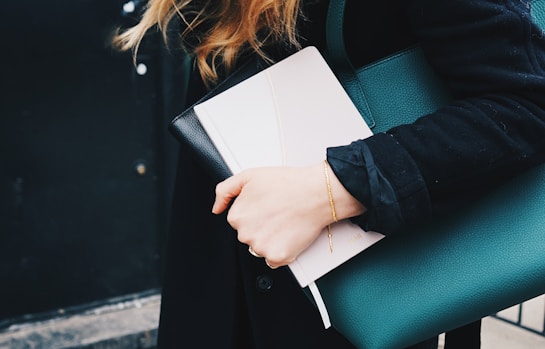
352, 47, 451, 132
315, 0, 545, 348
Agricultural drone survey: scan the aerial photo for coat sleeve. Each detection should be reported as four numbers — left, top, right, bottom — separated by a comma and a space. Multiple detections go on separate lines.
327, 0, 545, 235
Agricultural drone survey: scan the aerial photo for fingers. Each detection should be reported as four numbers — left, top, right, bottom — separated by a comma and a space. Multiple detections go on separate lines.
212, 174, 246, 214
265, 259, 279, 269
247, 244, 290, 269
212, 165, 330, 269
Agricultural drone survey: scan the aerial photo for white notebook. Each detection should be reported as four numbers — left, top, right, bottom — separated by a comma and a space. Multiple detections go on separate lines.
194, 46, 384, 327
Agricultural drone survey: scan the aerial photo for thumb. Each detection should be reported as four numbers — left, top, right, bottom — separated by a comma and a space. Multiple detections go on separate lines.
212, 174, 245, 214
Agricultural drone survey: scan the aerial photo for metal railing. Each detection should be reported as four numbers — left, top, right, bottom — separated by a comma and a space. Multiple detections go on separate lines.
493, 295, 545, 337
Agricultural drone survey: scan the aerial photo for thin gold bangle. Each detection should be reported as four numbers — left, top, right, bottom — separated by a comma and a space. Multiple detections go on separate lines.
324, 159, 338, 253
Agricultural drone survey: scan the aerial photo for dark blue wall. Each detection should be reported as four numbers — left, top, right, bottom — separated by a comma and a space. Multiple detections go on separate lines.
0, 0, 187, 326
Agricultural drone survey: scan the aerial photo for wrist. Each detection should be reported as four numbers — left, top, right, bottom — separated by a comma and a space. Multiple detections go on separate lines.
323, 160, 366, 222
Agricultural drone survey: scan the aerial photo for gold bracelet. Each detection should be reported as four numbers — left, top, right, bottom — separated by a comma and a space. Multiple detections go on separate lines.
324, 159, 338, 253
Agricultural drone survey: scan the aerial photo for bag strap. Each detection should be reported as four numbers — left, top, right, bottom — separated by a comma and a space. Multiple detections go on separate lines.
325, 0, 376, 128
325, 0, 545, 129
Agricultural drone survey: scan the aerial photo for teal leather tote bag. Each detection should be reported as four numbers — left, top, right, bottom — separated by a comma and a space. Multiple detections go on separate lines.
315, 0, 545, 348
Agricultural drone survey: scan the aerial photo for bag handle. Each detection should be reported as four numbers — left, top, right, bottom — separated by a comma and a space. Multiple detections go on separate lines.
326, 0, 545, 129
325, 0, 376, 128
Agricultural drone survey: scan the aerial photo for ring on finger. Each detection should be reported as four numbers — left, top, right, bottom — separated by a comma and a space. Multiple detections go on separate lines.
265, 259, 278, 269
248, 246, 262, 258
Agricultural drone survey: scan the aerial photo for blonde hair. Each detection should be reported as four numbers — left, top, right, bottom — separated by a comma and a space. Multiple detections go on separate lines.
113, 0, 302, 84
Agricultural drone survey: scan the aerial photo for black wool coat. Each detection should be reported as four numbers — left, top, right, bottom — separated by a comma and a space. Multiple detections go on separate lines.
157, 0, 545, 348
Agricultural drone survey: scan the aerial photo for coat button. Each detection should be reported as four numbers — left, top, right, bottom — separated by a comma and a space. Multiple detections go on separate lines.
256, 274, 273, 292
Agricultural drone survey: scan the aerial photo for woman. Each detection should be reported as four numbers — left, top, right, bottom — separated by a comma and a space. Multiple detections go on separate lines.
114, 0, 545, 348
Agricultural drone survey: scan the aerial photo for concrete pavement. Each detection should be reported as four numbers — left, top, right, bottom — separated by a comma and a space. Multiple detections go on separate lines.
482, 294, 545, 348
1, 293, 544, 348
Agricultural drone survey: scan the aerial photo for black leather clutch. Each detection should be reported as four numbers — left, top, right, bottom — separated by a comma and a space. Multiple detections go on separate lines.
168, 55, 269, 182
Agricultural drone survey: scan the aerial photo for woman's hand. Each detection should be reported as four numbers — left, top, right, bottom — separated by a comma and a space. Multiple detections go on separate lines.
212, 162, 366, 268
